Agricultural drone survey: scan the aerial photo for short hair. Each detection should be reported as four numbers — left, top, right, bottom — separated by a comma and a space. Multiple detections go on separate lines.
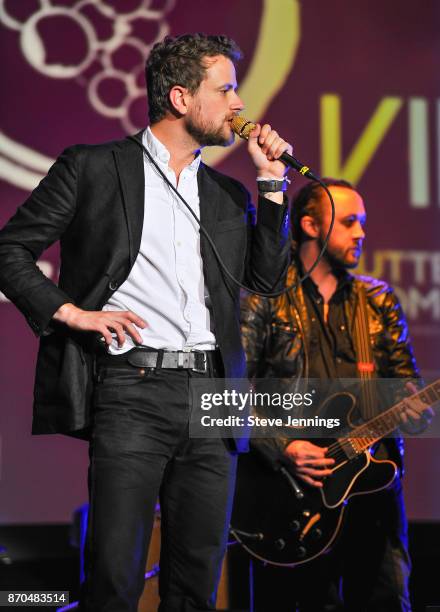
291, 177, 356, 246
145, 33, 242, 124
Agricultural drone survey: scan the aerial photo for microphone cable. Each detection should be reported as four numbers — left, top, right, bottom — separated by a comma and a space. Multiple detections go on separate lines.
128, 135, 335, 299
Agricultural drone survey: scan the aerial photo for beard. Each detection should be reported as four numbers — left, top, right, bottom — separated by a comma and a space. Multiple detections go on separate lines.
317, 235, 362, 270
185, 108, 234, 147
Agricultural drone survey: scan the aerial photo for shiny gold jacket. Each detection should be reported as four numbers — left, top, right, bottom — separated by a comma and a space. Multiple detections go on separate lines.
240, 263, 421, 467
241, 264, 419, 382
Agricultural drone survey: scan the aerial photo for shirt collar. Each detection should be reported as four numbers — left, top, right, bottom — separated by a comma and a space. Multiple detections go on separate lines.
142, 127, 201, 173
296, 256, 354, 298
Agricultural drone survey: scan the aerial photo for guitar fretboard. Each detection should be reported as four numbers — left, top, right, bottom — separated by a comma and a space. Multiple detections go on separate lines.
343, 379, 440, 453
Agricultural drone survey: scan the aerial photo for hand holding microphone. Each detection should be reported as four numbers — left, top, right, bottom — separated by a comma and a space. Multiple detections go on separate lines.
230, 115, 333, 285
245, 122, 293, 180
231, 115, 319, 181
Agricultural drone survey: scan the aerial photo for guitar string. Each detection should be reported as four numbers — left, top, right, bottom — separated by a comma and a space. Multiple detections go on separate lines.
324, 381, 437, 461
324, 290, 378, 463
358, 289, 376, 421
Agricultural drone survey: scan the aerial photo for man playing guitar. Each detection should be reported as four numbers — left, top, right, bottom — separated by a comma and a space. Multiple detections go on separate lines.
240, 178, 432, 611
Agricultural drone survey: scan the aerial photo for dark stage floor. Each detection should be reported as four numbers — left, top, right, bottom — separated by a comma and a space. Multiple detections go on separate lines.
0, 522, 438, 611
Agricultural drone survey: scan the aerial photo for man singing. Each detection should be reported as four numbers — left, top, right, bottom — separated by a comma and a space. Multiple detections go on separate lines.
241, 178, 431, 611
0, 34, 292, 611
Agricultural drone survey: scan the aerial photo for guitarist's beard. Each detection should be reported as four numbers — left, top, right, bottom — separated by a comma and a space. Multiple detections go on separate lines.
317, 235, 362, 271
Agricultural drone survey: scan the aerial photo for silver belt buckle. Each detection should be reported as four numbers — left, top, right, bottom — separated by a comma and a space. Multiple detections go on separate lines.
192, 351, 207, 373
177, 351, 190, 369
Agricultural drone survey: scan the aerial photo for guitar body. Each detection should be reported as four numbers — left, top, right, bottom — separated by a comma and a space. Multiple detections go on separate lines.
231, 392, 399, 566
321, 450, 397, 508
317, 393, 398, 508
231, 451, 345, 566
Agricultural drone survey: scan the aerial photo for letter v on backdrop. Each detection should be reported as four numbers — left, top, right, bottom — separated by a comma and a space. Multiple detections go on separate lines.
320, 95, 433, 209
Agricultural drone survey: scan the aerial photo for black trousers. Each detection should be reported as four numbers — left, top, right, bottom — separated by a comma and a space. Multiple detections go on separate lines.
80, 358, 237, 612
252, 478, 411, 612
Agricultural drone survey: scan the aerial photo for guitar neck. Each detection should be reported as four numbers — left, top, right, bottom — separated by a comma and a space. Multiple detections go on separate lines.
346, 379, 440, 452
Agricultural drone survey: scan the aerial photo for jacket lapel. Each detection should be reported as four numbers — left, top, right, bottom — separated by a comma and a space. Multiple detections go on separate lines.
113, 131, 145, 267
197, 163, 220, 243
113, 144, 222, 279
288, 263, 311, 377
197, 164, 221, 291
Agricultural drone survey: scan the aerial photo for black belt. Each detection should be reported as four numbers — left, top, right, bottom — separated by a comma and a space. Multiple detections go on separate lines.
98, 347, 220, 374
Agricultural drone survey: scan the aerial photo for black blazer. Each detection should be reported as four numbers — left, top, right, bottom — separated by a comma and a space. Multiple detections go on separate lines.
0, 132, 290, 443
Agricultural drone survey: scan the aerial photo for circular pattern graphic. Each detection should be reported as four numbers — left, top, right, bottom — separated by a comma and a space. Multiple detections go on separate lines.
1, 0, 175, 130
20, 8, 95, 78
0, 0, 300, 189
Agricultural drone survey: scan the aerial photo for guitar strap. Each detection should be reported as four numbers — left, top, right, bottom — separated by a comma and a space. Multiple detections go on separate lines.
350, 285, 378, 421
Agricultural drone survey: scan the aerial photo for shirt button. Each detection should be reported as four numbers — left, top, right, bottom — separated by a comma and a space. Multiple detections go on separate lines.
108, 280, 118, 291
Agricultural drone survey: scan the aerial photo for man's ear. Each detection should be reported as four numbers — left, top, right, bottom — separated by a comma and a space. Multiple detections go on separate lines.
300, 215, 320, 239
169, 85, 190, 116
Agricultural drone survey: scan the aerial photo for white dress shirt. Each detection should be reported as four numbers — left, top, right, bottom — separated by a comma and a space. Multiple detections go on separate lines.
103, 127, 216, 354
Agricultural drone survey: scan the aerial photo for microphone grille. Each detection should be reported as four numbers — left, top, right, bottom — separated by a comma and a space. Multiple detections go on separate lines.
231, 115, 257, 140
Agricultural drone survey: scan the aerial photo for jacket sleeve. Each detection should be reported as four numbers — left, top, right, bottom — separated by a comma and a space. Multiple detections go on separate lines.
381, 287, 420, 379
0, 147, 80, 335
380, 287, 430, 434
241, 291, 293, 466
244, 195, 290, 294
240, 291, 271, 379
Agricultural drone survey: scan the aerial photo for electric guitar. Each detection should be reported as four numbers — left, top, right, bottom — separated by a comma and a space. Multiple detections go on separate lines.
230, 380, 439, 567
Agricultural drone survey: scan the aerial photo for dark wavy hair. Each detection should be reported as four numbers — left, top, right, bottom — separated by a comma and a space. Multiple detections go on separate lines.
291, 178, 356, 248
145, 33, 242, 124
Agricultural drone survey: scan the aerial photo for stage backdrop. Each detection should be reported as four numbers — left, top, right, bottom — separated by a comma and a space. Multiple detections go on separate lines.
0, 0, 439, 523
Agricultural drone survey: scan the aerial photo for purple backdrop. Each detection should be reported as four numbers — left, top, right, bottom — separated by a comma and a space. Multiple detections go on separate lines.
0, 0, 439, 523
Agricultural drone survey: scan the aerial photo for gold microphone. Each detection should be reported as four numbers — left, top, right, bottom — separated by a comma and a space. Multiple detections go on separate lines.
230, 115, 318, 181
230, 115, 257, 140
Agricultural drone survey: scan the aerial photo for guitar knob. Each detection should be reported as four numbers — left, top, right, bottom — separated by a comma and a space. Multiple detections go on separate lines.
296, 546, 307, 558
312, 528, 322, 540
290, 520, 301, 532
275, 538, 286, 551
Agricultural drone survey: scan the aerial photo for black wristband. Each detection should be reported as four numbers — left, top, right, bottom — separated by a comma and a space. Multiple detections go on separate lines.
257, 179, 288, 193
